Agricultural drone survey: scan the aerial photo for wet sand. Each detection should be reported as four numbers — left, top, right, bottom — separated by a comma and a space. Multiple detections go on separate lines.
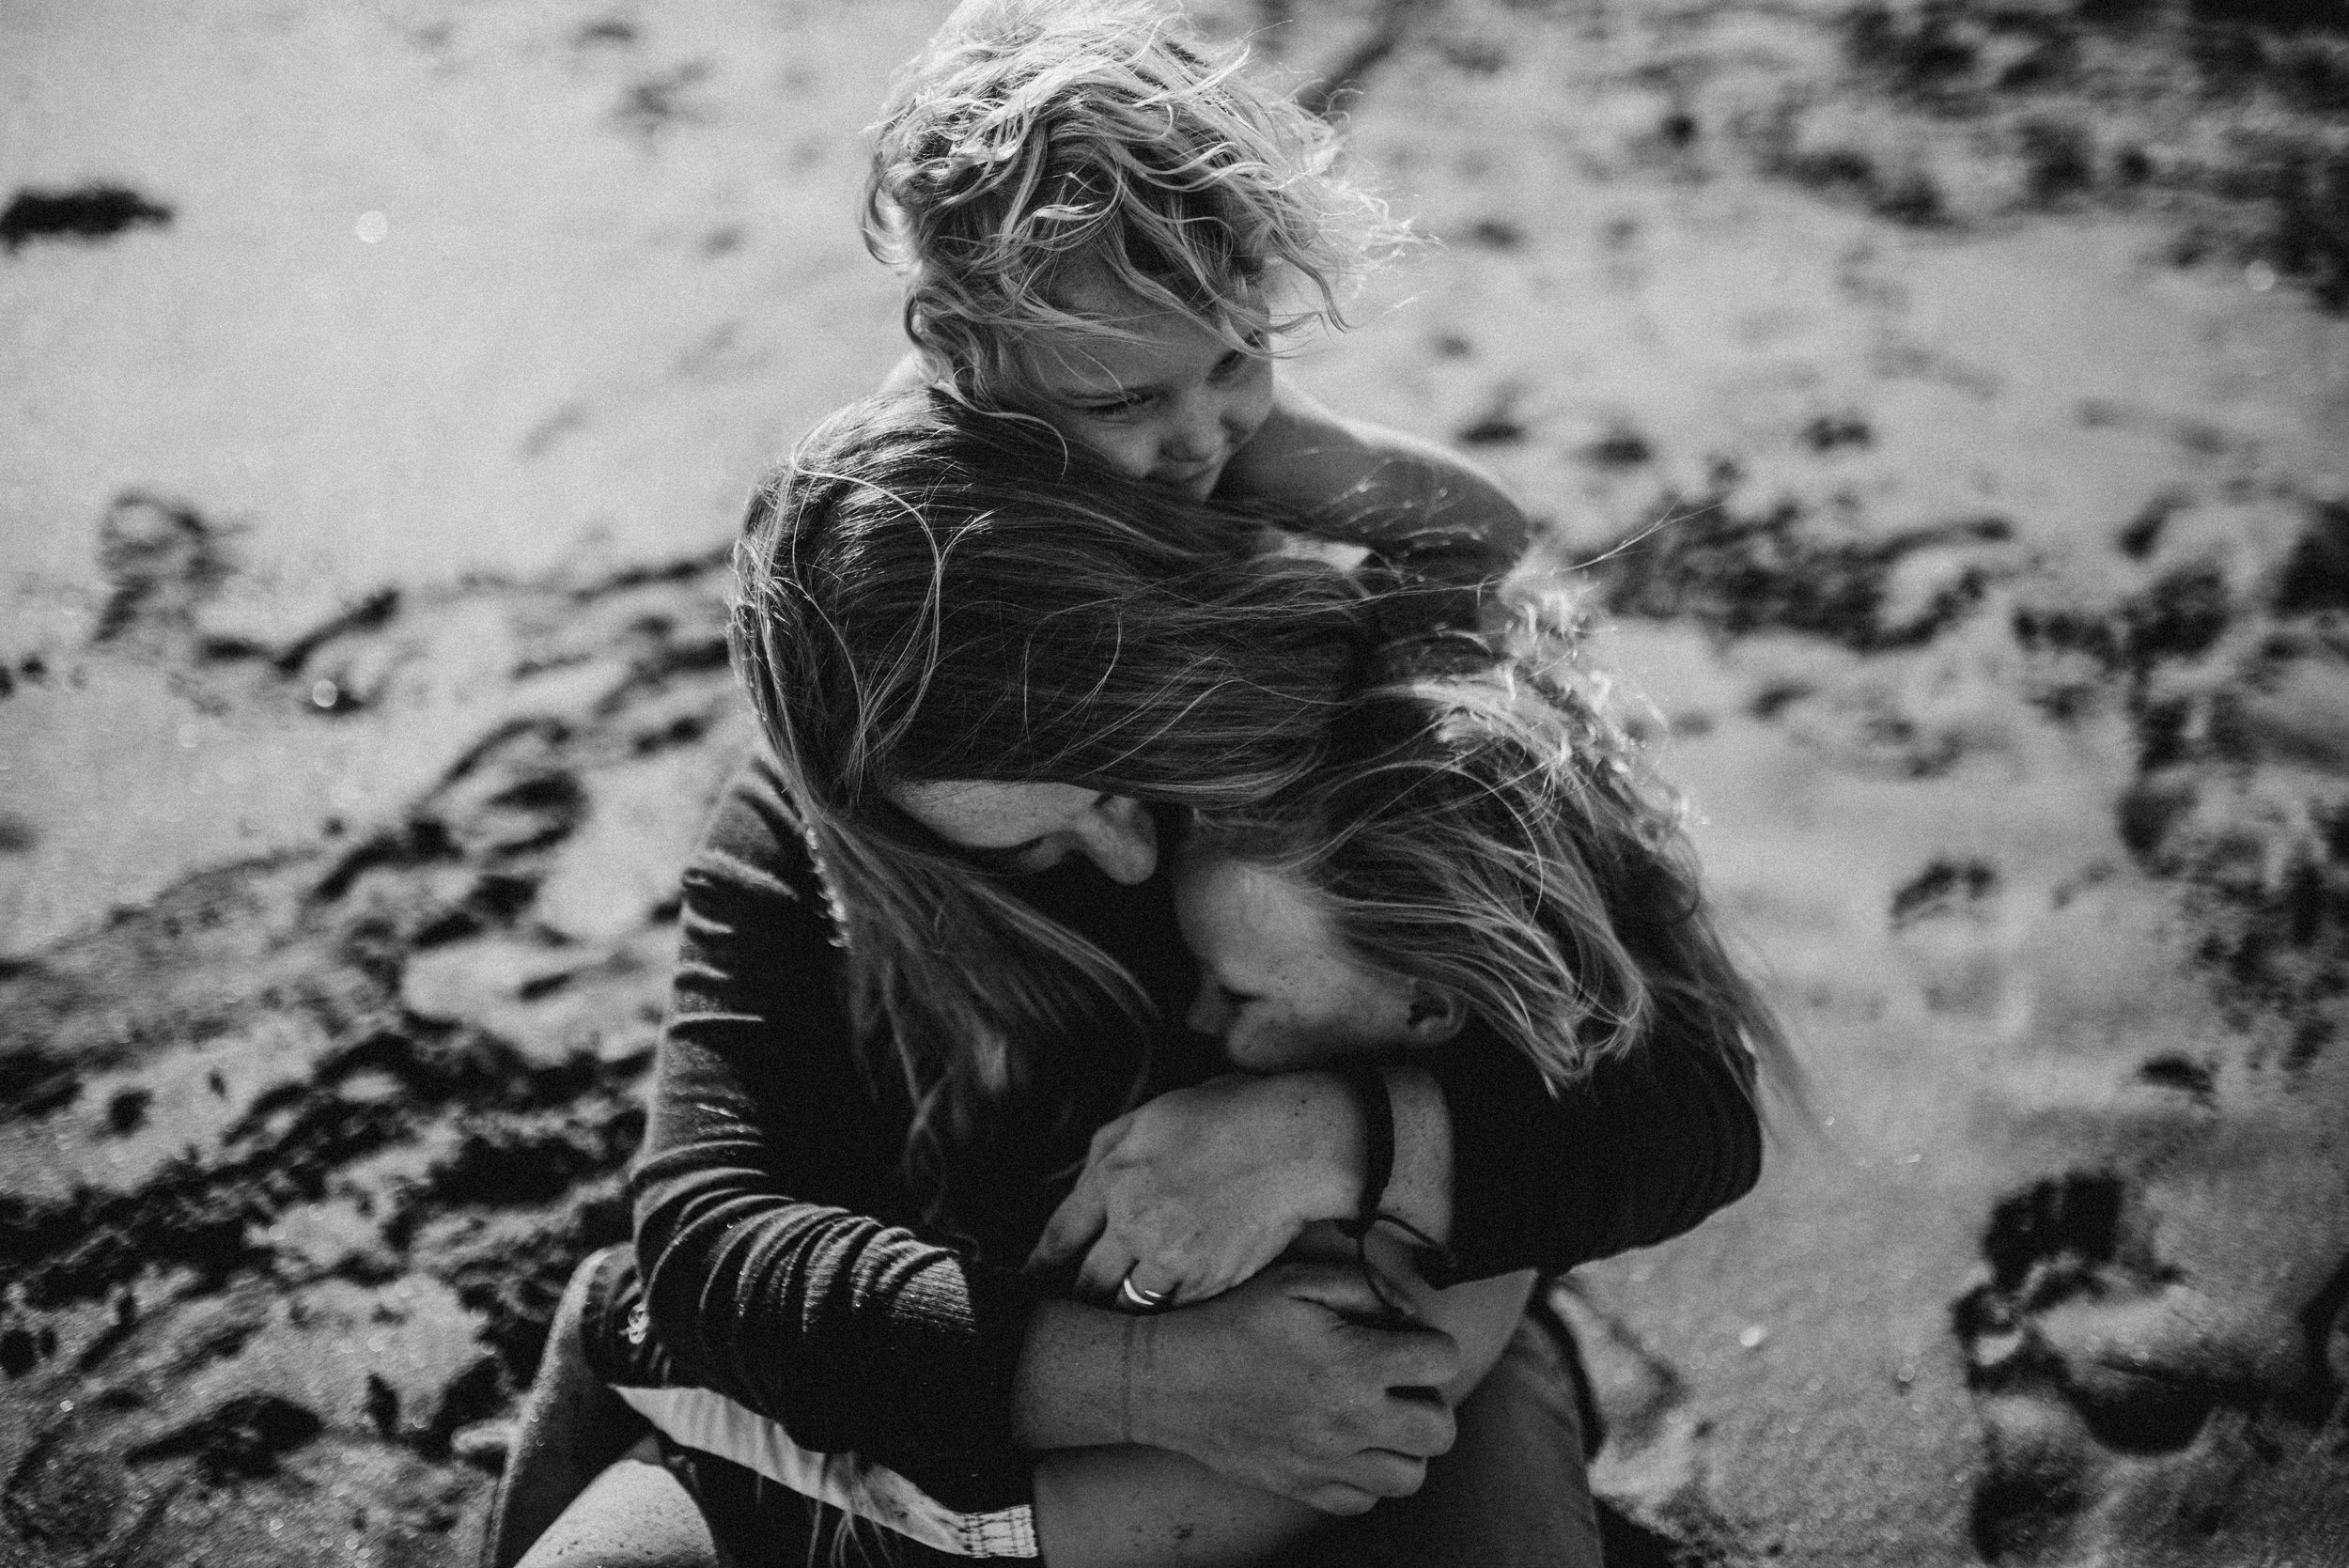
4, 1, 2346, 1562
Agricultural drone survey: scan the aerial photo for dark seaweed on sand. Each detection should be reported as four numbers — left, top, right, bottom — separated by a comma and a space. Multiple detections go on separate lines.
1, 185, 172, 253
1595, 495, 2013, 654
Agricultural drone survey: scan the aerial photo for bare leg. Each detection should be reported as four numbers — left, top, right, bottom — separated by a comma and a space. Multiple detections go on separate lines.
484, 1248, 652, 1568
511, 1437, 721, 1568
1034, 1445, 1325, 1567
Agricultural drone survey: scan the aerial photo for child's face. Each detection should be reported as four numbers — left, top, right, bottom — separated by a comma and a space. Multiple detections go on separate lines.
1016, 273, 1276, 503
1174, 846, 1423, 1072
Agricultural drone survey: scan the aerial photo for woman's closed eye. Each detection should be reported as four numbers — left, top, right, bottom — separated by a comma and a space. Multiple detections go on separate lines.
960, 794, 1120, 875
965, 838, 1050, 874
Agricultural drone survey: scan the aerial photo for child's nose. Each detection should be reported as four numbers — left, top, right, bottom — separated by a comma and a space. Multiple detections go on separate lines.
1162, 394, 1221, 461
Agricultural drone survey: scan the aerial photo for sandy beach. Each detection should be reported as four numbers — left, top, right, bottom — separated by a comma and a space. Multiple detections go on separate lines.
4, 0, 2346, 1562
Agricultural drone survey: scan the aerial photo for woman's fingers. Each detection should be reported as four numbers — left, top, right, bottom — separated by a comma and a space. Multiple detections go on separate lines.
1339, 1450, 1433, 1505
1074, 1240, 1186, 1312
1026, 1172, 1109, 1272
1289, 1444, 1443, 1512
1074, 1236, 1141, 1306
1362, 1323, 1462, 1395
1128, 1260, 1464, 1511
1085, 1109, 1136, 1160
1116, 1262, 1182, 1312
1296, 1482, 1383, 1517
1373, 1389, 1457, 1461
1278, 1256, 1426, 1327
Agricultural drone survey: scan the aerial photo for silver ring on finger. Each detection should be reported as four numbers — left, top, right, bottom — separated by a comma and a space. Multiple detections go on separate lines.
1118, 1271, 1172, 1313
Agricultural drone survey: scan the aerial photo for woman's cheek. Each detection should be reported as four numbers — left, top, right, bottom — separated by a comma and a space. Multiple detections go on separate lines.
1221, 1017, 1283, 1072
1225, 1015, 1336, 1075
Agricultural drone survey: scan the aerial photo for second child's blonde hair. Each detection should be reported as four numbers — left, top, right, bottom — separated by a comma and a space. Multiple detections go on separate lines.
863, 0, 1405, 398
1192, 606, 1793, 1106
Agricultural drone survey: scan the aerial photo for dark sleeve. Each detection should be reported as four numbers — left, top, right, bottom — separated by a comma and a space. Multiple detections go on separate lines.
628, 753, 1041, 1507
1420, 1009, 1763, 1282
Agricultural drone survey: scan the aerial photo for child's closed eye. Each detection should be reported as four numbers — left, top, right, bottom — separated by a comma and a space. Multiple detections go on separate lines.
1072, 391, 1153, 420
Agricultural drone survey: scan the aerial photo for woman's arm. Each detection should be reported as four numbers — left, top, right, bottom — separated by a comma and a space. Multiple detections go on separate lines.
1023, 1230, 1536, 1568
1032, 1067, 1452, 1306
1035, 1021, 1764, 1297
630, 753, 1044, 1501
631, 754, 1470, 1511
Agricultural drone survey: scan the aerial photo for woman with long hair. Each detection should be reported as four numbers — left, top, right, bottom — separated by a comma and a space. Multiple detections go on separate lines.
1090, 620, 1798, 1567
488, 392, 1766, 1567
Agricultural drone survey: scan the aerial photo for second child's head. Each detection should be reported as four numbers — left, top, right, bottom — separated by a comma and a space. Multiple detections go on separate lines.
1175, 631, 1785, 1095
864, 0, 1400, 498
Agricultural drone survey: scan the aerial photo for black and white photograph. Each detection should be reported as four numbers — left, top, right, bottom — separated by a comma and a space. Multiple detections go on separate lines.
4, 1, 2346, 1562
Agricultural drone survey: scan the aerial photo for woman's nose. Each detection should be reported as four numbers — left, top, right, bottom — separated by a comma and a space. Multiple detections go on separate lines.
1076, 796, 1158, 885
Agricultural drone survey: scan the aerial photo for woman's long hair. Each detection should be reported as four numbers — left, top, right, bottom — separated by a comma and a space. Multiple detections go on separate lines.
731, 391, 1365, 1196
1190, 598, 1794, 1107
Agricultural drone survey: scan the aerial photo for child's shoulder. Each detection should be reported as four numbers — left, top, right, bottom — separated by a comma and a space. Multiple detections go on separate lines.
876, 350, 934, 397
1221, 380, 1531, 570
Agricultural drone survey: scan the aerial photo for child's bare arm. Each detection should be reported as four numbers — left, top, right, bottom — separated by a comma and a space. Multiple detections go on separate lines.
1221, 379, 1532, 584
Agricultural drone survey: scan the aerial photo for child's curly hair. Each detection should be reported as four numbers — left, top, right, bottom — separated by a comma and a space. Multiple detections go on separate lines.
863, 0, 1408, 398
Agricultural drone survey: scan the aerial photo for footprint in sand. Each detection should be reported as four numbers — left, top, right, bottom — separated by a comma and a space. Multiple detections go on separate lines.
1550, 1281, 1753, 1566
3, 1432, 141, 1559
91, 492, 231, 647
1953, 1167, 2349, 1563
1954, 487, 2349, 1561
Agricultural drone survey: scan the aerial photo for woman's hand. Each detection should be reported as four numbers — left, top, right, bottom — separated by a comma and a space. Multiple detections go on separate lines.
1028, 1074, 1360, 1306
1127, 1260, 1460, 1514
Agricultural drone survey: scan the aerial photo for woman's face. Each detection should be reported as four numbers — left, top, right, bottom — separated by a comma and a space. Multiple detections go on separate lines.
894, 781, 1159, 885
1174, 846, 1455, 1072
